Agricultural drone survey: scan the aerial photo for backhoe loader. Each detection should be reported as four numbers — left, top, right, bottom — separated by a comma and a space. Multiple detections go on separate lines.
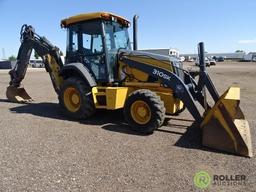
6, 12, 253, 157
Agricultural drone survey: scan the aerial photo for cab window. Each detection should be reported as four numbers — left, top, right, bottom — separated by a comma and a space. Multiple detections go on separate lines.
67, 21, 107, 82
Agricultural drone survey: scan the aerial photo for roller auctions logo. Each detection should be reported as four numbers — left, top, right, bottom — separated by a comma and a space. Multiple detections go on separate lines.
193, 170, 247, 190
194, 171, 211, 189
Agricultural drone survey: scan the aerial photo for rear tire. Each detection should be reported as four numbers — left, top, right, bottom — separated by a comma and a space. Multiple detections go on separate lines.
59, 77, 95, 120
124, 89, 165, 134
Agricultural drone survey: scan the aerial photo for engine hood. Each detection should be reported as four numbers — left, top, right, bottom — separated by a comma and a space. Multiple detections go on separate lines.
119, 49, 180, 63
119, 49, 182, 70
118, 49, 184, 80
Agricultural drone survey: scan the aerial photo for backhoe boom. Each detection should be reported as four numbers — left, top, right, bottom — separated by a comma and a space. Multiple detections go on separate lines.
7, 25, 64, 102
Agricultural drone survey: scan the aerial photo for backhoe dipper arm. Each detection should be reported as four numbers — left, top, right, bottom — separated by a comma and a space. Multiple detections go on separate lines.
9, 24, 64, 93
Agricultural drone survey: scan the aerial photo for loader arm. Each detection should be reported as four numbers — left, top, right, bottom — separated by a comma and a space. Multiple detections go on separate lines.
8, 25, 64, 96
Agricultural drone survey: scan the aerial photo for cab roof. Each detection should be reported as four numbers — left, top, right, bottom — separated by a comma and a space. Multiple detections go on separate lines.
61, 12, 130, 28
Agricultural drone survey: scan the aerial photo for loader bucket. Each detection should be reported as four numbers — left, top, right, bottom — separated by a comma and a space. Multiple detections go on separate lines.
201, 87, 253, 157
6, 86, 32, 103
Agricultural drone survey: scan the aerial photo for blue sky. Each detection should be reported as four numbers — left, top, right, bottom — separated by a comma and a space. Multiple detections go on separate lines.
0, 0, 256, 58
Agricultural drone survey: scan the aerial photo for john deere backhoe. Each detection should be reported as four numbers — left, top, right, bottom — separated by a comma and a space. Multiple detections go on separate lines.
6, 12, 253, 157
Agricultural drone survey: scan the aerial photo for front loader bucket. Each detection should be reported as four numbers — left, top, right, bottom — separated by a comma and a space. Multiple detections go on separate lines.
201, 87, 253, 157
6, 86, 32, 103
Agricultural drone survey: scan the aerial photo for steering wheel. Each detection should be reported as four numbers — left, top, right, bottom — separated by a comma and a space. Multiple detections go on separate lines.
87, 55, 105, 66
83, 56, 91, 65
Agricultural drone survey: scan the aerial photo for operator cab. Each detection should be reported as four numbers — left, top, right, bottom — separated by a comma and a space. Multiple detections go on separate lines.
61, 12, 131, 83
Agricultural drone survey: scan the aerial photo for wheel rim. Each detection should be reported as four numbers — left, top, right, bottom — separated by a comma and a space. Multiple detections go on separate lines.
130, 100, 151, 125
63, 87, 81, 112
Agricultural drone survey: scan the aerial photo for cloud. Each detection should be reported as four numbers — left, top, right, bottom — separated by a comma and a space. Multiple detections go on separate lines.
238, 39, 256, 44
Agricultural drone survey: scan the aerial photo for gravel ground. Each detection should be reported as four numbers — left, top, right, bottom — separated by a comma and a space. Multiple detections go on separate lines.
0, 61, 255, 191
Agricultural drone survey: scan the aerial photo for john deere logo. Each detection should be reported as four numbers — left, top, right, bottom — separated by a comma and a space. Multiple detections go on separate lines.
194, 171, 211, 189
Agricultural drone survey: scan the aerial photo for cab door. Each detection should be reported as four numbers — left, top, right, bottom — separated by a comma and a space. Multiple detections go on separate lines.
80, 32, 107, 82
66, 21, 108, 83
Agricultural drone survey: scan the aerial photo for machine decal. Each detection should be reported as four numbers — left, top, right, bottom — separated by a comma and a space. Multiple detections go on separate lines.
152, 69, 171, 81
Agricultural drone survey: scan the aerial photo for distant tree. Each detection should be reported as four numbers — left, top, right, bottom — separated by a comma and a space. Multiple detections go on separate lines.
59, 51, 64, 56
34, 51, 39, 59
235, 50, 245, 53
8, 55, 16, 61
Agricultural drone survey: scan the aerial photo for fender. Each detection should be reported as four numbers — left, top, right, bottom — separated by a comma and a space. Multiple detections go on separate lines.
60, 62, 97, 87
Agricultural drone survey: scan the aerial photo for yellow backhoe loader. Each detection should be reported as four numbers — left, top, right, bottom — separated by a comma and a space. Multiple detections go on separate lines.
6, 12, 252, 157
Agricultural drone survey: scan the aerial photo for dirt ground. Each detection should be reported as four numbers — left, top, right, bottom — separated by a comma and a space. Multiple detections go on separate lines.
0, 61, 255, 192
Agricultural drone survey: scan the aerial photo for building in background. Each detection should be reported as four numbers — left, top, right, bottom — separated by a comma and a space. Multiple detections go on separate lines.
0, 60, 14, 69
141, 48, 179, 57
140, 48, 252, 61
141, 48, 185, 61
0, 59, 45, 69
181, 52, 246, 60
242, 52, 256, 61
30, 59, 44, 68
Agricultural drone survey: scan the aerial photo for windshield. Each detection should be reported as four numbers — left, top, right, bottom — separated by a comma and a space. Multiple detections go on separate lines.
104, 21, 131, 50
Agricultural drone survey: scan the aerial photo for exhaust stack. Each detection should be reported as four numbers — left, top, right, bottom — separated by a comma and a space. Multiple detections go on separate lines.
133, 15, 139, 50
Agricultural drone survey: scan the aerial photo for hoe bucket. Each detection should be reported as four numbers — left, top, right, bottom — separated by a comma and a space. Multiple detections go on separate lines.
6, 86, 32, 103
201, 87, 253, 157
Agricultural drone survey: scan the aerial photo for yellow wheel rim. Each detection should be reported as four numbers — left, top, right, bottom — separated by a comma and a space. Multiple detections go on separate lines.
130, 100, 151, 125
63, 87, 81, 112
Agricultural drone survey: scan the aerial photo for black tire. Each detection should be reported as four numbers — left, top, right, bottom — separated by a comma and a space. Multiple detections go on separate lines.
59, 77, 95, 120
124, 89, 166, 134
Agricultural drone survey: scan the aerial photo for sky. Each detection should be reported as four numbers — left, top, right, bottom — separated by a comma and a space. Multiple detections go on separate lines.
0, 0, 256, 59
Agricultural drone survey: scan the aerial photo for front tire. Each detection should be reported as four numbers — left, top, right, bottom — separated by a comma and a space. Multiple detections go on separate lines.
59, 77, 95, 120
124, 89, 165, 134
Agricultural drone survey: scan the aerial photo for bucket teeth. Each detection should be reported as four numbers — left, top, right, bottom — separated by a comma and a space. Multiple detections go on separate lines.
6, 86, 33, 103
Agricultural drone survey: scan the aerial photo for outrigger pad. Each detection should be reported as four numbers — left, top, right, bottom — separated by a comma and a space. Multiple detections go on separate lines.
6, 86, 33, 103
201, 87, 253, 157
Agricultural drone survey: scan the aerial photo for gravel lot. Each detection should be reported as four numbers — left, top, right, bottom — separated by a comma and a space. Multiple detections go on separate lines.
0, 61, 255, 191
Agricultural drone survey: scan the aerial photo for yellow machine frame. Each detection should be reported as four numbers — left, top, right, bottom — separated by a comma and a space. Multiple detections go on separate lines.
92, 84, 183, 115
